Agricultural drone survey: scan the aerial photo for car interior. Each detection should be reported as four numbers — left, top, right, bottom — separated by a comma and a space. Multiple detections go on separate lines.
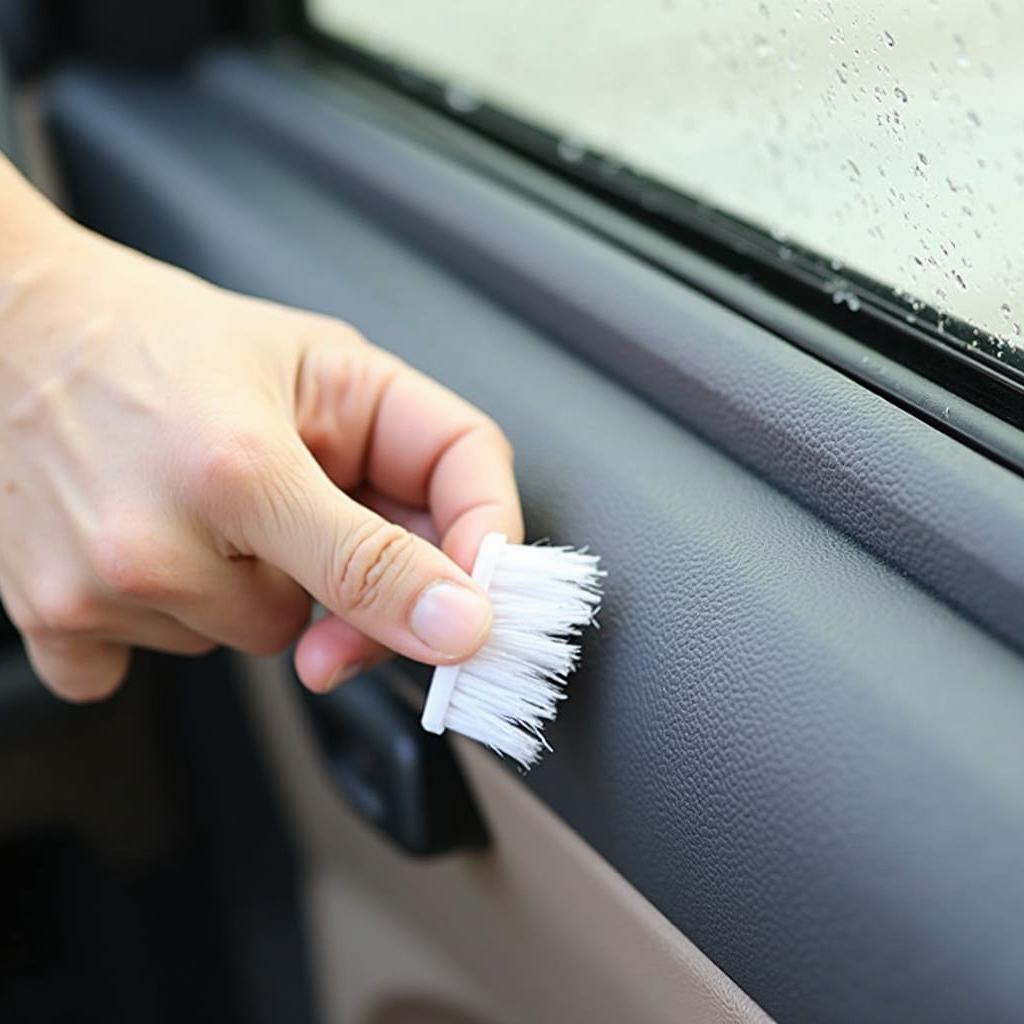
2, 2, 1023, 1022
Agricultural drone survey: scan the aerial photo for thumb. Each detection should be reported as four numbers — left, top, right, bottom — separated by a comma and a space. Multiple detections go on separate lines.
228, 439, 493, 665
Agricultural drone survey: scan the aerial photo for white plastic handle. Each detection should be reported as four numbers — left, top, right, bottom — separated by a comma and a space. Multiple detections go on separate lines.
420, 532, 507, 735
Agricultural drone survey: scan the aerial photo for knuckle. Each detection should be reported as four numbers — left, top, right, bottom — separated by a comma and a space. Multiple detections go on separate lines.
89, 531, 175, 600
475, 416, 514, 461
29, 582, 103, 635
3, 593, 42, 638
190, 426, 277, 507
331, 520, 417, 615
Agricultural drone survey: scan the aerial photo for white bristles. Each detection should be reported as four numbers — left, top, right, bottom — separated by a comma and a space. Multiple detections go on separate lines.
421, 534, 604, 770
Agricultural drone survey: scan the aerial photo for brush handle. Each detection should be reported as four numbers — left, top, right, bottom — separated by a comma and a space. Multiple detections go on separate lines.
420, 532, 507, 735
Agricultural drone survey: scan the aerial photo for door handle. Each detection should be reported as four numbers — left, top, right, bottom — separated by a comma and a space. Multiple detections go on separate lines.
299, 665, 489, 857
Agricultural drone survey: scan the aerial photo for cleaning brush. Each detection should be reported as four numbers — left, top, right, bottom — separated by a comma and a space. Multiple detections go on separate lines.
420, 532, 604, 770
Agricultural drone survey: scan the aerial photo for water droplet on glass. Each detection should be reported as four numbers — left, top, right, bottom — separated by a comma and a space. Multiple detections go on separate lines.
557, 136, 587, 163
444, 83, 482, 113
953, 34, 970, 66
1001, 303, 1012, 318
831, 288, 861, 311
967, 110, 981, 127
882, 29, 896, 46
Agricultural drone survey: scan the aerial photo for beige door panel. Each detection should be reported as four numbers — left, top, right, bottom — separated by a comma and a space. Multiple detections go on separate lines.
239, 655, 772, 1024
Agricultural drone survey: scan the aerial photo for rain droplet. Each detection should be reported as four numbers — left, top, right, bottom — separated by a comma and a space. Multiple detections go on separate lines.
967, 110, 981, 127
832, 289, 861, 311
444, 83, 482, 113
557, 136, 587, 163
882, 29, 896, 46
1001, 303, 1012, 318
953, 34, 970, 66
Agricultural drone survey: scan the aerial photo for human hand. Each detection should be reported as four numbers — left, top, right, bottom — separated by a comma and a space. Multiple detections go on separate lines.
0, 209, 522, 701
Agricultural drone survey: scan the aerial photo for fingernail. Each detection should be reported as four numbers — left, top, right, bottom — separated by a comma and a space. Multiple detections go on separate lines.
410, 581, 491, 658
324, 661, 363, 692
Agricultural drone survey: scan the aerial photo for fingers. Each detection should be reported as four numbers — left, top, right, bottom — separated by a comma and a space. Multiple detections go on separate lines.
23, 634, 131, 703
364, 367, 524, 570
216, 438, 493, 665
427, 420, 525, 569
351, 486, 439, 545
161, 555, 311, 656
103, 611, 218, 656
293, 337, 523, 574
19, 608, 216, 702
293, 613, 388, 693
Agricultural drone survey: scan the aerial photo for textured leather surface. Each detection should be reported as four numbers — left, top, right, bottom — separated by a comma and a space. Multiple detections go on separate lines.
46, 65, 1024, 1024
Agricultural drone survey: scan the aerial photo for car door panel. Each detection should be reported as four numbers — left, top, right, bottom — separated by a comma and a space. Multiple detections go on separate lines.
240, 655, 769, 1024
43, 55, 1024, 1024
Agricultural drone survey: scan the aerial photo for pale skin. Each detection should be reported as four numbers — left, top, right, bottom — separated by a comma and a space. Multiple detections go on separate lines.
0, 154, 524, 702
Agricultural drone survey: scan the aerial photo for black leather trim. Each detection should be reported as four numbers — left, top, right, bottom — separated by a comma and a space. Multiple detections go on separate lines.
46, 60, 1024, 1024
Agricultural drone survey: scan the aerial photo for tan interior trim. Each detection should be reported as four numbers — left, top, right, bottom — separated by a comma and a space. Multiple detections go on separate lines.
239, 655, 773, 1024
